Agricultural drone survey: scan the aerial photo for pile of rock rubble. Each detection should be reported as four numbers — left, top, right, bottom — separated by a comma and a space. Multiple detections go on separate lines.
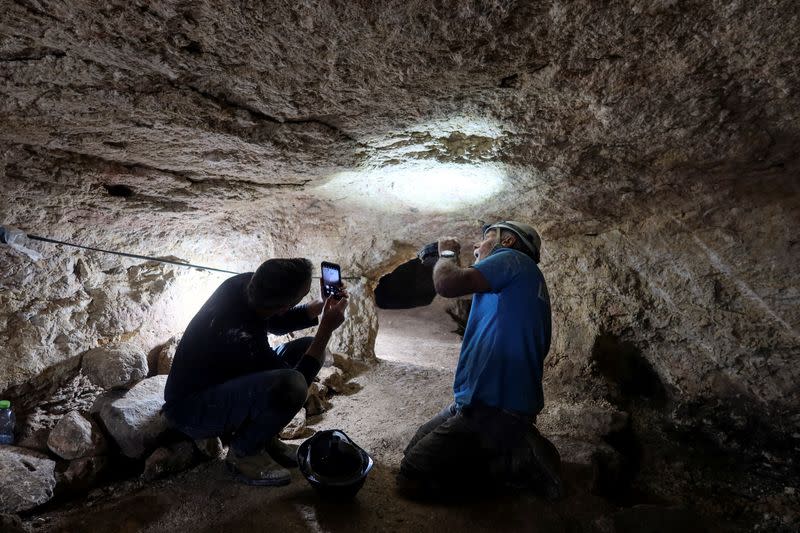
0, 338, 361, 515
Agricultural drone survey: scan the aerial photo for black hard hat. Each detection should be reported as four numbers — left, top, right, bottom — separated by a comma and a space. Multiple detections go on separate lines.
298, 430, 374, 500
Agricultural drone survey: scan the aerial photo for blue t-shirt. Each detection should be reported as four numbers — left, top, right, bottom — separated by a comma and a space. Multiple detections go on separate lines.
453, 248, 552, 416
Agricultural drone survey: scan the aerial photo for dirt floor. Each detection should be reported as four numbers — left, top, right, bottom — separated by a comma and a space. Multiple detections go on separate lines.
374, 297, 463, 371
21, 302, 742, 532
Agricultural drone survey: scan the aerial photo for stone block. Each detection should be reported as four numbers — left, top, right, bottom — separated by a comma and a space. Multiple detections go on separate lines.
59, 456, 109, 493
305, 382, 332, 416
156, 335, 181, 375
143, 441, 195, 481
317, 367, 345, 392
47, 410, 106, 460
194, 437, 227, 460
82, 344, 148, 390
95, 375, 168, 458
279, 408, 314, 440
331, 352, 354, 375
0, 447, 56, 513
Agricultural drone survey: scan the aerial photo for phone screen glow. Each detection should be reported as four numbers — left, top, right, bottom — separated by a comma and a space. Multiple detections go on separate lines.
322, 265, 340, 284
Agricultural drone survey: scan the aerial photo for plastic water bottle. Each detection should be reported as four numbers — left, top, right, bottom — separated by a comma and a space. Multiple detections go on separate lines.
0, 400, 15, 445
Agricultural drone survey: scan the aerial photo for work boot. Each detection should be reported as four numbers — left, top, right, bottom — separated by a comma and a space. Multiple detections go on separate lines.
225, 448, 291, 486
524, 425, 563, 500
266, 436, 300, 468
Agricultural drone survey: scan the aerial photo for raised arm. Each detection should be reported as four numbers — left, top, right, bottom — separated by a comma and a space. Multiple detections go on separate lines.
433, 237, 491, 298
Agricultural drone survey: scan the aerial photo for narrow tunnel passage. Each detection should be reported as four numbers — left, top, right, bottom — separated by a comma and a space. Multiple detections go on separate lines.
374, 297, 463, 371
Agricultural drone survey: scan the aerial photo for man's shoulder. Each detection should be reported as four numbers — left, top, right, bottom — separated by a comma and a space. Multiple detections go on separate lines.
482, 248, 540, 275
223, 272, 252, 289
214, 273, 252, 302
487, 247, 532, 262
187, 273, 252, 327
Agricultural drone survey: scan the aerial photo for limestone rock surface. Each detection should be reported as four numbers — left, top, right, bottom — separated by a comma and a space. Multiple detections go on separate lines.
156, 335, 181, 375
1, 0, 797, 451
329, 279, 378, 362
82, 344, 148, 390
538, 403, 630, 443
143, 441, 195, 481
279, 408, 314, 440
0, 447, 56, 513
59, 456, 109, 493
13, 371, 102, 452
95, 375, 168, 459
305, 383, 332, 417
47, 410, 106, 460
550, 436, 624, 495
194, 437, 226, 460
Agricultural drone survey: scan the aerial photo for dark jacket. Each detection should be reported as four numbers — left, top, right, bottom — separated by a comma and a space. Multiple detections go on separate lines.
164, 273, 319, 408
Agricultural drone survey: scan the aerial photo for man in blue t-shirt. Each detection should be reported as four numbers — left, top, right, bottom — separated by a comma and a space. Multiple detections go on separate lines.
398, 221, 562, 499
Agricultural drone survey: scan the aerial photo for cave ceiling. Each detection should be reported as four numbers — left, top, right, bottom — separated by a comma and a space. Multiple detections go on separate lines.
1, 0, 798, 260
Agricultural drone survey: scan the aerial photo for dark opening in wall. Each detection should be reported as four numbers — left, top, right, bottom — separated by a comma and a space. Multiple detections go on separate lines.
374, 259, 436, 309
592, 333, 667, 407
103, 184, 134, 198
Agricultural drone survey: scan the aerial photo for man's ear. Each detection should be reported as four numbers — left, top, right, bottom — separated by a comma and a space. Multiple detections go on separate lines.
502, 234, 517, 247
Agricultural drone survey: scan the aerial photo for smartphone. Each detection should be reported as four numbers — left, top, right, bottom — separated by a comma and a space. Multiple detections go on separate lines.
321, 261, 343, 298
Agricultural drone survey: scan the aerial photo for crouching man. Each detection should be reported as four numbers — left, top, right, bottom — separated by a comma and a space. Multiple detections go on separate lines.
163, 258, 348, 486
398, 221, 562, 499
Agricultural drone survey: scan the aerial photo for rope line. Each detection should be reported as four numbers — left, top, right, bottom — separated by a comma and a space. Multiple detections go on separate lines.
25, 234, 360, 279
27, 234, 241, 275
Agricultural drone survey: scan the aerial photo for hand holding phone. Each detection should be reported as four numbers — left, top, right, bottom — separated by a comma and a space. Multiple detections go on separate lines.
319, 289, 348, 332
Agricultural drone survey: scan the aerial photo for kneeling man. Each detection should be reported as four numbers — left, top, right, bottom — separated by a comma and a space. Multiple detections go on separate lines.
164, 258, 348, 486
399, 221, 561, 498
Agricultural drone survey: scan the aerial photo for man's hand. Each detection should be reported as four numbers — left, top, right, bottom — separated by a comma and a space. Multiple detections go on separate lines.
307, 280, 349, 319
438, 237, 461, 256
433, 236, 491, 297
304, 292, 349, 366
318, 293, 349, 334
319, 278, 348, 300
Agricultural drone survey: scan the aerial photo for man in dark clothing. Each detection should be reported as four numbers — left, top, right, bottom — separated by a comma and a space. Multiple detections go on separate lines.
164, 258, 348, 486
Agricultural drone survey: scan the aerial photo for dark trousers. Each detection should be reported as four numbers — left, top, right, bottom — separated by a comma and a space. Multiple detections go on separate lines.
164, 337, 315, 456
400, 402, 534, 492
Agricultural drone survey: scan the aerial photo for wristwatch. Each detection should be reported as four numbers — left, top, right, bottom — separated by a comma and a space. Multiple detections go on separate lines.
439, 250, 457, 259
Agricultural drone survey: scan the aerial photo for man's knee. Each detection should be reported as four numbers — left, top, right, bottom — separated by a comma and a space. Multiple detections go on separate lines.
269, 369, 308, 410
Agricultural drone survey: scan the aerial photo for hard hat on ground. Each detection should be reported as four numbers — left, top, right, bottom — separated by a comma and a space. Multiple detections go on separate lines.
298, 429, 374, 500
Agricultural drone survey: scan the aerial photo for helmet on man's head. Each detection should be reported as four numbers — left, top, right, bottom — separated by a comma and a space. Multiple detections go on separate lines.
482, 221, 542, 263
298, 429, 374, 500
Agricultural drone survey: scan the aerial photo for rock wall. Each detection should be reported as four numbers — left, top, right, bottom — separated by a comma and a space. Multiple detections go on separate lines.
1, 0, 798, 459
544, 192, 799, 444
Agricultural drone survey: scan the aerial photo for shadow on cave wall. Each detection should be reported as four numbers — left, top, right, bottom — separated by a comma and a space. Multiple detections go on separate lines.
591, 333, 668, 409
587, 333, 671, 504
